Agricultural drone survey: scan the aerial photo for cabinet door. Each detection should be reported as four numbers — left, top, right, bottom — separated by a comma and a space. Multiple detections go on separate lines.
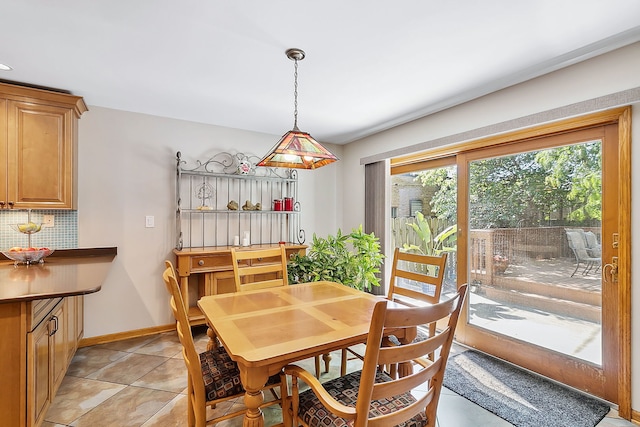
205, 271, 236, 295
6, 100, 75, 209
76, 295, 84, 342
0, 98, 7, 205
51, 302, 66, 392
28, 315, 53, 427
65, 297, 77, 362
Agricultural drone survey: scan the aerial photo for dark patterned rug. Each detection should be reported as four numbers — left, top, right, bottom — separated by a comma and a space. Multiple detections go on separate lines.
443, 350, 610, 427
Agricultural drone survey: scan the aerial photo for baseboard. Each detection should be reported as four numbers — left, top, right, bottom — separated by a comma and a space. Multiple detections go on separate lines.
631, 409, 640, 425
78, 324, 176, 347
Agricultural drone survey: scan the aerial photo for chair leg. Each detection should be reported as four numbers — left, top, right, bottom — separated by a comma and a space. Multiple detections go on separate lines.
341, 348, 348, 376
314, 355, 321, 378
571, 259, 580, 277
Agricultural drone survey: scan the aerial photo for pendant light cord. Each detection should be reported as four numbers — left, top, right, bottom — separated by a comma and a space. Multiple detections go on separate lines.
293, 57, 299, 130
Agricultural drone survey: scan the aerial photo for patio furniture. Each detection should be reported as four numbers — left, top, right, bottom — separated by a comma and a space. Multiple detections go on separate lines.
565, 230, 602, 277
282, 284, 468, 427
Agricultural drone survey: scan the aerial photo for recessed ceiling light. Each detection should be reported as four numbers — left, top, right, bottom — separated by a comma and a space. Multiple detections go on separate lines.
0, 63, 13, 71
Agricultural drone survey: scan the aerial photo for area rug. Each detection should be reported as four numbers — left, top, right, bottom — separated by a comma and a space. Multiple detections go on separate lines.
443, 350, 610, 427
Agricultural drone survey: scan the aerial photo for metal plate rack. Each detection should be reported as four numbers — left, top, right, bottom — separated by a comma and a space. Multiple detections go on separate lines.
175, 151, 305, 249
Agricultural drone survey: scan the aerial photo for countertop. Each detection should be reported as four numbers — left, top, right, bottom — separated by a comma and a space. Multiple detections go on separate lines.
0, 247, 117, 303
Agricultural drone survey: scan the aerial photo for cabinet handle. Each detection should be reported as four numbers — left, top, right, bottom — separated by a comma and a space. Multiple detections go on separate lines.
198, 260, 205, 266
0, 201, 4, 208
50, 315, 59, 336
7, 201, 14, 209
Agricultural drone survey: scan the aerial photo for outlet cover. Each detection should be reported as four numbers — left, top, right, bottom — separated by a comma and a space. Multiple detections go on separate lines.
43, 215, 55, 227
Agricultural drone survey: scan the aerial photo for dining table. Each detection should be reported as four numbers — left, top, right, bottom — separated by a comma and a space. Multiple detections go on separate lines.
197, 280, 416, 427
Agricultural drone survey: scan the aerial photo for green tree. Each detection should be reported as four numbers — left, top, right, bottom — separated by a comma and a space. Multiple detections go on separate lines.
414, 141, 601, 228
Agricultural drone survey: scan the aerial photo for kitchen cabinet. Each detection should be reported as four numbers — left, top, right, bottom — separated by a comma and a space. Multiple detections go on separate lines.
0, 250, 116, 427
0, 296, 79, 427
28, 298, 66, 427
0, 82, 87, 210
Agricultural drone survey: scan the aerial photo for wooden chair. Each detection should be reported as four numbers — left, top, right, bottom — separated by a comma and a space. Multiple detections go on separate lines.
231, 245, 289, 292
340, 248, 448, 376
282, 284, 468, 427
162, 261, 283, 427
230, 246, 325, 378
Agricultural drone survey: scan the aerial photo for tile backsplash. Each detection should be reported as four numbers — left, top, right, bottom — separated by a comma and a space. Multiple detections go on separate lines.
0, 210, 78, 250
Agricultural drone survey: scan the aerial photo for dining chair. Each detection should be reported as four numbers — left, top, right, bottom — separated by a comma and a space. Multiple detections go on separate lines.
282, 283, 468, 427
162, 260, 283, 427
230, 245, 289, 292
230, 246, 325, 377
340, 248, 448, 376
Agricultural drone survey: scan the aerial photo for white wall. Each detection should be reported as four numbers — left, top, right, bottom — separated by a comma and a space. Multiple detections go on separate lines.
340, 42, 640, 411
77, 109, 340, 336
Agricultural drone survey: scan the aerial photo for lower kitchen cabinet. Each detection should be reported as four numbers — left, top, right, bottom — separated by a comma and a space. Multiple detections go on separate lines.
0, 296, 83, 427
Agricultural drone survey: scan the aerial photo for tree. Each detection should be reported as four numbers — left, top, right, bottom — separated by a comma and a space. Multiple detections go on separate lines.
413, 141, 601, 228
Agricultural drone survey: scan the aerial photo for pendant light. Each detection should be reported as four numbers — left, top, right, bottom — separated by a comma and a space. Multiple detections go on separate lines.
258, 48, 338, 170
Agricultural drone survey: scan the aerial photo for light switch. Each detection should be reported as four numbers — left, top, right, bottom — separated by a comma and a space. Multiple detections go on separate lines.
145, 215, 155, 228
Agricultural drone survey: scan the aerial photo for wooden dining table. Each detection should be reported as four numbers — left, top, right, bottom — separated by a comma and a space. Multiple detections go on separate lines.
197, 281, 414, 427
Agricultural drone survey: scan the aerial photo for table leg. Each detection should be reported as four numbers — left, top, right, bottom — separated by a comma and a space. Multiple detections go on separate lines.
322, 352, 331, 373
206, 327, 219, 351
397, 326, 418, 378
239, 365, 269, 427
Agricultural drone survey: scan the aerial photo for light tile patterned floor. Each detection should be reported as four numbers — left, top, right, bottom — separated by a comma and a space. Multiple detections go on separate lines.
44, 328, 634, 427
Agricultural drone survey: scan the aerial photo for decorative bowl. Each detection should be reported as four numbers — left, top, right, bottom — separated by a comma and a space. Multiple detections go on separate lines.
10, 223, 42, 234
1, 248, 54, 265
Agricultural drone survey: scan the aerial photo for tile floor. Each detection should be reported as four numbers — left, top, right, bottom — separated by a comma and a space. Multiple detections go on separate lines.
44, 327, 635, 427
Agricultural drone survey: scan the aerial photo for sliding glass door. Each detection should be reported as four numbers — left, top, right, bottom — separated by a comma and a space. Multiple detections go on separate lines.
390, 109, 631, 412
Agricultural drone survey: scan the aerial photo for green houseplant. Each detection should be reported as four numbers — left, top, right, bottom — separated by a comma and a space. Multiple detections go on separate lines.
287, 225, 384, 291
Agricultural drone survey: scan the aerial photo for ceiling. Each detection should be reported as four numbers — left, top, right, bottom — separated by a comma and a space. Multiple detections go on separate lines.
2, 1, 640, 144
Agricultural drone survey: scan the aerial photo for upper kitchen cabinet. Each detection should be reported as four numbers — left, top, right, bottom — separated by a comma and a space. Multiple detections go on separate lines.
0, 82, 87, 210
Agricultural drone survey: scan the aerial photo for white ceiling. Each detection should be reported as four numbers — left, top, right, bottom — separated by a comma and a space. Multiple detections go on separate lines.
2, 1, 640, 144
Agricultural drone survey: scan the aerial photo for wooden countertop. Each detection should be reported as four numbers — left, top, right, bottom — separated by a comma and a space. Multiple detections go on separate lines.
0, 247, 117, 303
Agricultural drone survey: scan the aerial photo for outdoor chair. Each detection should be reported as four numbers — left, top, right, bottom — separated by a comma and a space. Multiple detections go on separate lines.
340, 248, 448, 377
565, 230, 602, 277
281, 284, 468, 427
162, 260, 283, 427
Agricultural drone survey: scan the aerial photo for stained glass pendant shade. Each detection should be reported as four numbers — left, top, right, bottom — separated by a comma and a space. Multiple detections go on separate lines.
258, 48, 338, 170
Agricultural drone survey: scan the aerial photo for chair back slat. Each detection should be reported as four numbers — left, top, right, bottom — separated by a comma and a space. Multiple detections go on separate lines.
231, 245, 289, 292
388, 248, 448, 305
355, 283, 468, 427
162, 262, 205, 394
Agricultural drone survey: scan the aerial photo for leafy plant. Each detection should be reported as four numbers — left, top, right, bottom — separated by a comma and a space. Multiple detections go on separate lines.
402, 211, 457, 256
287, 225, 384, 291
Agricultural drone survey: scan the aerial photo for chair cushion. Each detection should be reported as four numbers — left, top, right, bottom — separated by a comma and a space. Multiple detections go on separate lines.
200, 347, 281, 401
297, 370, 428, 427
200, 347, 245, 400
387, 327, 429, 347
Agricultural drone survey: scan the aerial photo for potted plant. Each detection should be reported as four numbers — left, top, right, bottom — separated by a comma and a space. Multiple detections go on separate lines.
492, 254, 509, 274
287, 225, 384, 292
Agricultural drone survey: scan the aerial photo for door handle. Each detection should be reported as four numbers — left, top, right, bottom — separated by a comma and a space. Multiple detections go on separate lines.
604, 256, 618, 283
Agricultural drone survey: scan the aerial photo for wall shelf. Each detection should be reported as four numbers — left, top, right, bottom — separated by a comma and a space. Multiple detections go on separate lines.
175, 151, 305, 249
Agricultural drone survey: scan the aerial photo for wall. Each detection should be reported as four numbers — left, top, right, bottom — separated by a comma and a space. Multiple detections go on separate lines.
339, 42, 640, 411
76, 107, 341, 337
